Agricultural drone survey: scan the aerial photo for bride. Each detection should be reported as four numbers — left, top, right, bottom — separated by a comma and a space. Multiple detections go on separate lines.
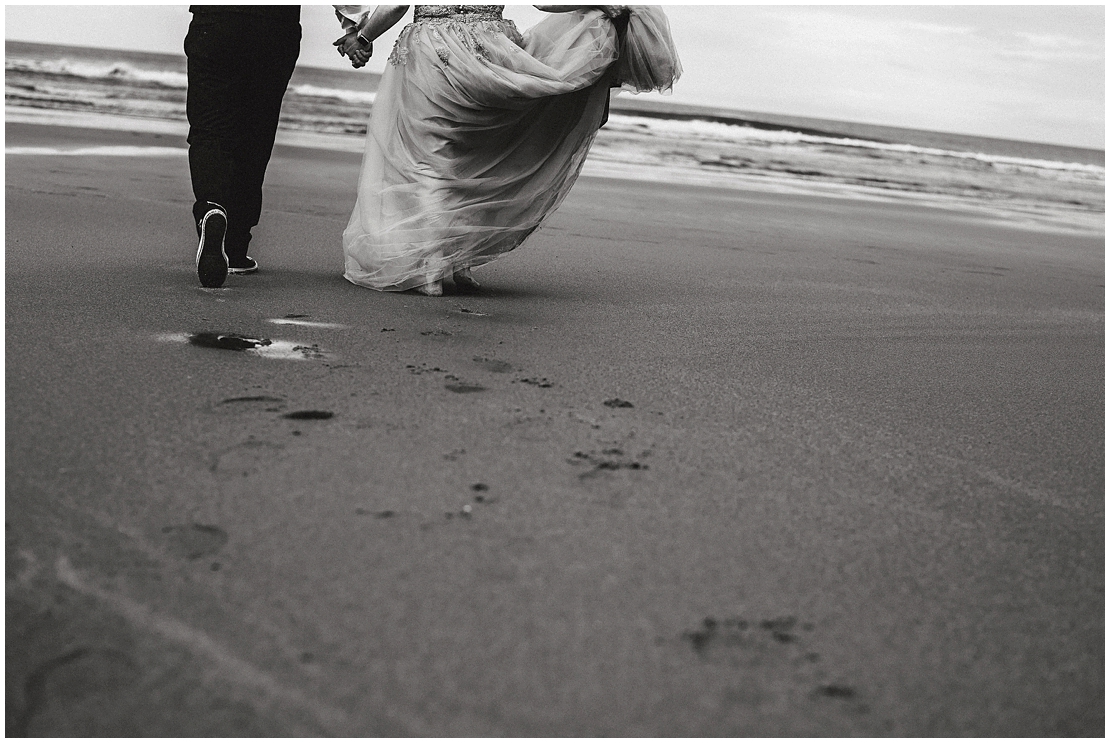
334, 5, 680, 295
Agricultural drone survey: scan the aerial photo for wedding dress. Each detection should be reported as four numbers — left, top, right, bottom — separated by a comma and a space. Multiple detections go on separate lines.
341, 5, 681, 292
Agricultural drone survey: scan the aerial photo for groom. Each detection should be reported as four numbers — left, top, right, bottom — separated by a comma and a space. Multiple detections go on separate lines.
185, 5, 302, 288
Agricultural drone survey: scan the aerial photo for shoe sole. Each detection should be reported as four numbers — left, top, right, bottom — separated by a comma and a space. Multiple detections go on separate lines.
227, 262, 258, 275
454, 275, 480, 291
196, 209, 228, 288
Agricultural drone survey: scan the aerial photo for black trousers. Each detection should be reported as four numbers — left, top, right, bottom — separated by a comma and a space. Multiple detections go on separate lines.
185, 10, 300, 256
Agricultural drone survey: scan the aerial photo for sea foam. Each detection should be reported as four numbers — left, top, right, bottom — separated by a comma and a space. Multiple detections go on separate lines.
605, 115, 1105, 177
6, 57, 190, 89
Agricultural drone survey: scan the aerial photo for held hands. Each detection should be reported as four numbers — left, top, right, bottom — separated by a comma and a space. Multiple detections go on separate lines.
334, 30, 372, 69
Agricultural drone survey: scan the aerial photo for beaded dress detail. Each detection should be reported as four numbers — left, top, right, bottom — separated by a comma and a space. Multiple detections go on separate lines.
343, 6, 681, 292
413, 4, 504, 22
389, 5, 521, 65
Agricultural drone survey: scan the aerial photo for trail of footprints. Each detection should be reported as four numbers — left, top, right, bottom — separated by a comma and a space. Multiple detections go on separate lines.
209, 332, 654, 501
179, 321, 867, 714
677, 615, 868, 714
204, 329, 654, 531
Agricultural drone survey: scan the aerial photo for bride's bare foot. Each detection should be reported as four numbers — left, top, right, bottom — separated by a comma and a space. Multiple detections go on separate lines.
415, 250, 445, 296
453, 267, 480, 290
415, 278, 443, 296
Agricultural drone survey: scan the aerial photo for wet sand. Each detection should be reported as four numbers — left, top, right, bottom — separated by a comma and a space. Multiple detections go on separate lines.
5, 122, 1104, 735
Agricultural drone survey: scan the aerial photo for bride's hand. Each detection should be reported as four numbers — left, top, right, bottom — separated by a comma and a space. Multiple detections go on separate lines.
349, 45, 372, 68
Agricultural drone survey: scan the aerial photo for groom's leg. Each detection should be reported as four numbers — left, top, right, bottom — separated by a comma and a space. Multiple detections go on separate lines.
224, 18, 301, 262
185, 13, 253, 232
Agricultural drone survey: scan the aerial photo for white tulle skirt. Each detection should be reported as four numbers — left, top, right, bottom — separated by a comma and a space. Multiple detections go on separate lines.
342, 7, 680, 291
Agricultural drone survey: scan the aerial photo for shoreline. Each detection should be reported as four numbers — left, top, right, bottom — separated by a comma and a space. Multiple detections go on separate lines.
6, 107, 1103, 237
8, 39, 1103, 165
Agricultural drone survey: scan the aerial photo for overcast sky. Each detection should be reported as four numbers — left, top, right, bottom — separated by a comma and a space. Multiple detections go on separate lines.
5, 4, 1105, 148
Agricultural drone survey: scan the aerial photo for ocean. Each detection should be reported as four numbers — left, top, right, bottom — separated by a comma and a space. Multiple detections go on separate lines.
6, 41, 1104, 234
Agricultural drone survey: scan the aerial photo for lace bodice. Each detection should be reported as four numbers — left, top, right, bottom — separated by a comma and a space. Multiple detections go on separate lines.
413, 5, 504, 23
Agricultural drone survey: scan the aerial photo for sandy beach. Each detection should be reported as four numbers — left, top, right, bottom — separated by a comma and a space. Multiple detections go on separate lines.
5, 121, 1103, 735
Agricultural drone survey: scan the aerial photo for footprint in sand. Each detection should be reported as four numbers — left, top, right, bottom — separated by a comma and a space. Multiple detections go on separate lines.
406, 363, 446, 375
171, 332, 330, 360
211, 439, 284, 475
189, 332, 271, 351
516, 377, 554, 388
282, 410, 335, 420
216, 395, 286, 413
472, 357, 513, 373
445, 383, 486, 393
816, 684, 857, 699
220, 395, 284, 405
159, 524, 228, 560
13, 648, 140, 737
355, 508, 396, 518
471, 483, 499, 504
678, 615, 866, 713
568, 448, 649, 477
681, 615, 815, 654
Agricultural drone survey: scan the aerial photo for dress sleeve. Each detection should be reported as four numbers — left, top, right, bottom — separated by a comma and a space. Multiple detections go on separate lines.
613, 5, 682, 94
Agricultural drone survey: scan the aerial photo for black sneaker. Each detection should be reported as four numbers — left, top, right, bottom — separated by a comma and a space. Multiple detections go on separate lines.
196, 206, 229, 288
227, 255, 259, 275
